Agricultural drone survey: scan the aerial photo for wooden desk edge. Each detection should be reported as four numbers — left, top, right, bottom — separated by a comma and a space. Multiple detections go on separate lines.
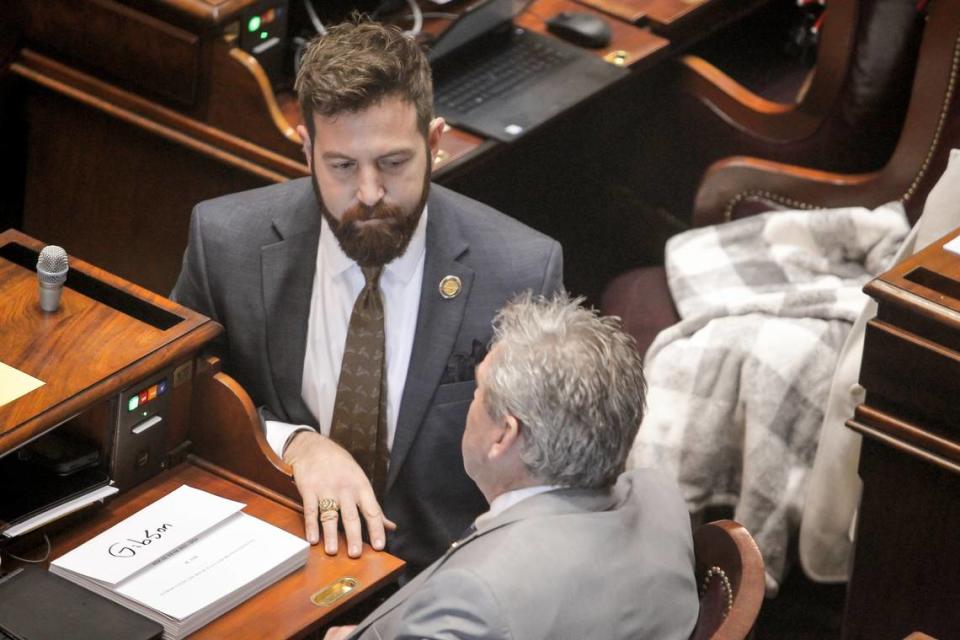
44, 461, 405, 639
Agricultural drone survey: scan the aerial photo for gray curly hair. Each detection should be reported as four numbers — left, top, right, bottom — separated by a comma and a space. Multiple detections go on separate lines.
483, 292, 647, 489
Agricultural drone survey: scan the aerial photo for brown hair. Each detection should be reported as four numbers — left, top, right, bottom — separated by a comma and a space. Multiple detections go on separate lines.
295, 20, 434, 137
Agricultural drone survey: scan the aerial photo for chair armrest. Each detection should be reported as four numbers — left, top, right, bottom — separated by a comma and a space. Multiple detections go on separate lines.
678, 55, 820, 143
692, 156, 883, 227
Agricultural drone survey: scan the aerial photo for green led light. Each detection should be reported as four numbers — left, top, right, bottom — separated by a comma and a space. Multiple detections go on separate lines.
128, 396, 139, 412
260, 31, 269, 40
248, 15, 261, 32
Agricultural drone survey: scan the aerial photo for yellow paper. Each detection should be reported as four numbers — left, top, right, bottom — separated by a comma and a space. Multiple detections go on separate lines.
0, 361, 45, 407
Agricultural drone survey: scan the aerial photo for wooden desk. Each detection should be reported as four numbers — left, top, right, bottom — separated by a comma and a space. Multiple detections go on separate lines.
0, 228, 218, 459
51, 461, 404, 640
0, 228, 404, 635
843, 228, 960, 639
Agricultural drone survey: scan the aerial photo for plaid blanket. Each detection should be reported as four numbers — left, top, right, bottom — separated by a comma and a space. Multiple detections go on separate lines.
630, 203, 909, 593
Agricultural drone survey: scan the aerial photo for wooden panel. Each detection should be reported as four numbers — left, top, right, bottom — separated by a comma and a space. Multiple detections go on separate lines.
49, 463, 405, 639
0, 230, 221, 453
19, 83, 273, 294
23, 0, 201, 105
843, 439, 960, 640
573, 0, 740, 33
124, 0, 262, 31
867, 227, 960, 325
859, 320, 960, 447
12, 49, 308, 177
191, 358, 299, 502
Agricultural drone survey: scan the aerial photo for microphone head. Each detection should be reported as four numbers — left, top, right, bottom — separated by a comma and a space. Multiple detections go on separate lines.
37, 245, 69, 284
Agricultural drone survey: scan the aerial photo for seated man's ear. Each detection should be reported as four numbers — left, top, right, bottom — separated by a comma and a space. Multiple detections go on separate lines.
488, 415, 521, 461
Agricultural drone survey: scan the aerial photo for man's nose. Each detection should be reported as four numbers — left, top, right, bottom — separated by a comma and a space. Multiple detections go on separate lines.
356, 166, 385, 206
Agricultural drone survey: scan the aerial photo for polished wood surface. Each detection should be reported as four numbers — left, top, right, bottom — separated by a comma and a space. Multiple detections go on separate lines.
689, 519, 765, 640
0, 229, 221, 452
191, 356, 300, 503
842, 228, 960, 638
0, 229, 403, 636
50, 462, 405, 640
574, 0, 711, 29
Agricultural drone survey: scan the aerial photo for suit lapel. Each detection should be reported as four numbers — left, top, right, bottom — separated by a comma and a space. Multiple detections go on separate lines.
387, 193, 473, 491
262, 185, 320, 425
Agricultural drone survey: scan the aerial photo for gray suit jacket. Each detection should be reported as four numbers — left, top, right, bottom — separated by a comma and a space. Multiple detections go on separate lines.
171, 178, 563, 572
349, 469, 700, 640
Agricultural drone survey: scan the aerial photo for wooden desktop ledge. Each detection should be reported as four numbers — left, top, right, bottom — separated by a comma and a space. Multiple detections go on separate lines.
47, 461, 405, 640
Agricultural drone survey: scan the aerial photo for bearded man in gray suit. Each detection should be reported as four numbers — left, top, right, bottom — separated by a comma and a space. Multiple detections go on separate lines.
172, 21, 563, 575
324, 294, 699, 640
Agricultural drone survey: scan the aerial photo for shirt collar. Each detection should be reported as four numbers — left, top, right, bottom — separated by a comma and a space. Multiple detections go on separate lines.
319, 205, 429, 284
474, 484, 563, 530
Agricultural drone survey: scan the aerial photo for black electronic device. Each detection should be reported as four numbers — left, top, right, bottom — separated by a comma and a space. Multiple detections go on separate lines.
429, 0, 627, 142
17, 430, 100, 476
545, 11, 612, 49
0, 567, 162, 640
0, 455, 110, 533
237, 0, 290, 85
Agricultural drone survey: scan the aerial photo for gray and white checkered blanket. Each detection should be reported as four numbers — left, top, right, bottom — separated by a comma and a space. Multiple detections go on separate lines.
630, 203, 909, 593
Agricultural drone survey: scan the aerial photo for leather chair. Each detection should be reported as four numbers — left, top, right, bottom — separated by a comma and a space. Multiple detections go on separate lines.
690, 520, 765, 640
604, 0, 960, 356
623, 0, 925, 224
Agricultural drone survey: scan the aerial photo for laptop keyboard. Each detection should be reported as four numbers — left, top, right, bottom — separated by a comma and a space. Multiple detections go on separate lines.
435, 36, 576, 114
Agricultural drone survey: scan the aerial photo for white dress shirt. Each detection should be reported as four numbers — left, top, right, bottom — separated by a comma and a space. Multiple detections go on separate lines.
473, 484, 563, 531
264, 208, 427, 457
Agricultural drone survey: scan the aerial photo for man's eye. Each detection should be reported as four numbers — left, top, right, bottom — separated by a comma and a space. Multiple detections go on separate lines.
380, 158, 408, 170
330, 161, 354, 171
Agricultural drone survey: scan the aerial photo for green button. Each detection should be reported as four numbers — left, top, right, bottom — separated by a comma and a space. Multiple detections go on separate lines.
248, 15, 261, 32
128, 395, 139, 412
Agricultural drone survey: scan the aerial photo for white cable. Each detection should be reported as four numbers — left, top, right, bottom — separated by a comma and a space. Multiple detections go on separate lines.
404, 0, 423, 36
304, 0, 327, 35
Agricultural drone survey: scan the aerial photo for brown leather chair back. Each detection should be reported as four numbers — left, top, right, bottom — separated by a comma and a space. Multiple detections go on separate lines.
689, 520, 765, 640
693, 0, 960, 228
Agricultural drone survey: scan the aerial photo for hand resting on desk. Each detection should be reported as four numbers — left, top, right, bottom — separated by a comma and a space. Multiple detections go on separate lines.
283, 430, 396, 557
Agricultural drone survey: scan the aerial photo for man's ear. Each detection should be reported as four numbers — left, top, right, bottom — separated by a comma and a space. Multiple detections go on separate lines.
488, 415, 521, 461
296, 124, 313, 172
427, 117, 445, 163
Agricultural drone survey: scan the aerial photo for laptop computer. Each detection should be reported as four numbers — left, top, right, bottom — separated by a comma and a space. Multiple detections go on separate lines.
428, 0, 629, 142
0, 567, 162, 640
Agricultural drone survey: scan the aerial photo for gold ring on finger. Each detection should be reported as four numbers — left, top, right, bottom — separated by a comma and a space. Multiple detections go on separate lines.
318, 497, 340, 512
320, 511, 339, 523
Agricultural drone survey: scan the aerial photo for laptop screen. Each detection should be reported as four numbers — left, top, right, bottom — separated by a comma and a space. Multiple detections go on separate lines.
427, 0, 515, 62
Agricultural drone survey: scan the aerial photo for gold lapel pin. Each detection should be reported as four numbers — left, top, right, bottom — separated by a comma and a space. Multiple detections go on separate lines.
439, 275, 462, 299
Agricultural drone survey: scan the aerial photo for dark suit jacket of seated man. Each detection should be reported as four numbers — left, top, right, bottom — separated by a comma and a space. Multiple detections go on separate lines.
329, 295, 699, 640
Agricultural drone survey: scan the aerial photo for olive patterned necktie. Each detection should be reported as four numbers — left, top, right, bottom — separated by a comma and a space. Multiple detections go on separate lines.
329, 266, 389, 498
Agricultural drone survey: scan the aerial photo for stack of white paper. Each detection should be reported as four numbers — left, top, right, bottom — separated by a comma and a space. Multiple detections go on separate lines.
50, 485, 309, 639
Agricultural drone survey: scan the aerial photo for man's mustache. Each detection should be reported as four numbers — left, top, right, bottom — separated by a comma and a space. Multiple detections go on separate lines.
341, 201, 405, 225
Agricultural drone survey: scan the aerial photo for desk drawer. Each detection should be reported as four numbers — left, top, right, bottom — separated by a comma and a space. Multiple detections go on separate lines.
860, 319, 960, 445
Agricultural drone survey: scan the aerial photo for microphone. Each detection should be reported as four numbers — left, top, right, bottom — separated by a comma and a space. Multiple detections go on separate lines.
37, 245, 69, 312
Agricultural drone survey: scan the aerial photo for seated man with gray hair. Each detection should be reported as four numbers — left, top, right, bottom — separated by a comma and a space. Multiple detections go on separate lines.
326, 293, 699, 640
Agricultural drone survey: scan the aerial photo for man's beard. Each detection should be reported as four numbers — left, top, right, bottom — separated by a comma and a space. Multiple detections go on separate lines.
313, 158, 431, 268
